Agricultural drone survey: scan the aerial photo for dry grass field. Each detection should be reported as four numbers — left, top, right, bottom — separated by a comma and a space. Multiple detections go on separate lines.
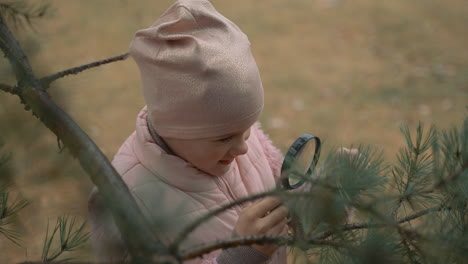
0, 0, 467, 263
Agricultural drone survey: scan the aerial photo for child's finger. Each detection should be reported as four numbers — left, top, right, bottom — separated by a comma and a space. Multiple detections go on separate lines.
252, 197, 283, 218
261, 205, 289, 228
266, 217, 288, 235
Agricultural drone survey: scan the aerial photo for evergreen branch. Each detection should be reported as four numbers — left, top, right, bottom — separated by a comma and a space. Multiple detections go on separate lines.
41, 216, 90, 262
397, 205, 444, 224
40, 53, 130, 88
41, 218, 61, 262
0, 83, 16, 94
392, 153, 467, 213
316, 222, 386, 240
316, 205, 447, 240
0, 225, 23, 247
0, 192, 30, 247
320, 145, 390, 202
0, 13, 37, 86
432, 160, 468, 190
0, 14, 166, 261
179, 234, 348, 261
415, 159, 468, 197
392, 199, 404, 220
392, 124, 437, 218
401, 239, 419, 264
396, 224, 427, 263
0, 193, 31, 218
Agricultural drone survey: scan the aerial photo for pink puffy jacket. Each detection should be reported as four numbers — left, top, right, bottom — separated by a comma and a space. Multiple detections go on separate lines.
88, 107, 286, 263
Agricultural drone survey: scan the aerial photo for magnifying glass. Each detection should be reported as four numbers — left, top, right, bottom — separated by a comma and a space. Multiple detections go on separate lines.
280, 134, 321, 190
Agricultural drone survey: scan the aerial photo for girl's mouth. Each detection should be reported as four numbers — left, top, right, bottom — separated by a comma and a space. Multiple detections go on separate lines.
219, 159, 234, 165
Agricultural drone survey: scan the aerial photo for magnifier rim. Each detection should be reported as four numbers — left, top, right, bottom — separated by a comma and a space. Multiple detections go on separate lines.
281, 134, 321, 190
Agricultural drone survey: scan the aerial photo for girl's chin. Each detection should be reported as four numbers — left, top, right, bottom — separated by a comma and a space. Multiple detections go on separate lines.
209, 163, 233, 176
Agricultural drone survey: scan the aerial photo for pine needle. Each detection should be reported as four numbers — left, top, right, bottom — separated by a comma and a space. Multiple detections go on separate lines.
41, 216, 89, 262
0, 0, 51, 30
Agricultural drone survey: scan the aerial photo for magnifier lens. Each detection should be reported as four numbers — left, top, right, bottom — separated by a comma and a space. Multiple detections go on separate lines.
288, 139, 317, 187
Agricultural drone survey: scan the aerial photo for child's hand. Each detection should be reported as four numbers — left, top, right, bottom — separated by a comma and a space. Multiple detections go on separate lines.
234, 197, 289, 257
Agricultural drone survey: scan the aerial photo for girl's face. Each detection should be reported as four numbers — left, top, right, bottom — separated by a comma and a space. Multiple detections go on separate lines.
163, 127, 251, 176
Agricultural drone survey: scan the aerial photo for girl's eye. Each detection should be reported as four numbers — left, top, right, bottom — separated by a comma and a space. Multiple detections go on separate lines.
218, 136, 233, 143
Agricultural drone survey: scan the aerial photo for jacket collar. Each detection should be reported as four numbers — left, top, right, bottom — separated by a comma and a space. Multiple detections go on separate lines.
134, 107, 236, 192
146, 115, 175, 156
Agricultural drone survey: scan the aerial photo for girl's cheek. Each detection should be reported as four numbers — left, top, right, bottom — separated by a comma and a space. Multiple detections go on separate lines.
212, 149, 227, 160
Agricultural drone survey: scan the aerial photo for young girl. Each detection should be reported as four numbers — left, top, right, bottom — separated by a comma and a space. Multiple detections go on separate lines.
88, 0, 289, 263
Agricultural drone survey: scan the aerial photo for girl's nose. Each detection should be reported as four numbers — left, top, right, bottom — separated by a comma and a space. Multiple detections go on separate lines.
229, 128, 251, 157
230, 140, 249, 157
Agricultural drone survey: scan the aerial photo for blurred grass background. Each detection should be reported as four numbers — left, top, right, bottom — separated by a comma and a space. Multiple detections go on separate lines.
0, 0, 467, 262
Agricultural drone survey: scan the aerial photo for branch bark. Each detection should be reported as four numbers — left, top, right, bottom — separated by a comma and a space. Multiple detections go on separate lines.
179, 234, 348, 261
316, 204, 446, 240
40, 53, 130, 89
0, 14, 166, 261
0, 83, 16, 94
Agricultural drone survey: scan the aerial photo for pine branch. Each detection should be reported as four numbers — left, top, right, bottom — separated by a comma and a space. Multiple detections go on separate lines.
40, 53, 130, 88
397, 224, 427, 263
46, 134, 460, 262
0, 191, 31, 247
413, 159, 468, 198
0, 226, 23, 247
0, 192, 31, 219
179, 234, 348, 261
0, 14, 37, 87
0, 13, 167, 261
0, 83, 17, 94
41, 216, 90, 262
392, 124, 437, 218
316, 204, 447, 240
432, 159, 468, 190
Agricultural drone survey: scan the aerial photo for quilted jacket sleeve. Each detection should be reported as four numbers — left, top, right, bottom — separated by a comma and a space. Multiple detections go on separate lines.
253, 122, 284, 180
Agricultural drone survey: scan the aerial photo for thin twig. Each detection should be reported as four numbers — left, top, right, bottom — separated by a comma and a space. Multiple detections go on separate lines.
0, 83, 16, 94
179, 234, 348, 261
397, 205, 445, 224
40, 53, 130, 88
392, 158, 467, 220
391, 199, 404, 219
414, 160, 468, 198
432, 160, 468, 190
171, 189, 278, 251
315, 204, 446, 240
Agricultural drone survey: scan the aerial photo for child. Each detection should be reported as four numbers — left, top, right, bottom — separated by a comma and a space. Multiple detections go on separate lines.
88, 0, 289, 263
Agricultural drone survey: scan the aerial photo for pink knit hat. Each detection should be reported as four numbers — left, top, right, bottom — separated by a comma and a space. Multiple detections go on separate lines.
129, 0, 264, 139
